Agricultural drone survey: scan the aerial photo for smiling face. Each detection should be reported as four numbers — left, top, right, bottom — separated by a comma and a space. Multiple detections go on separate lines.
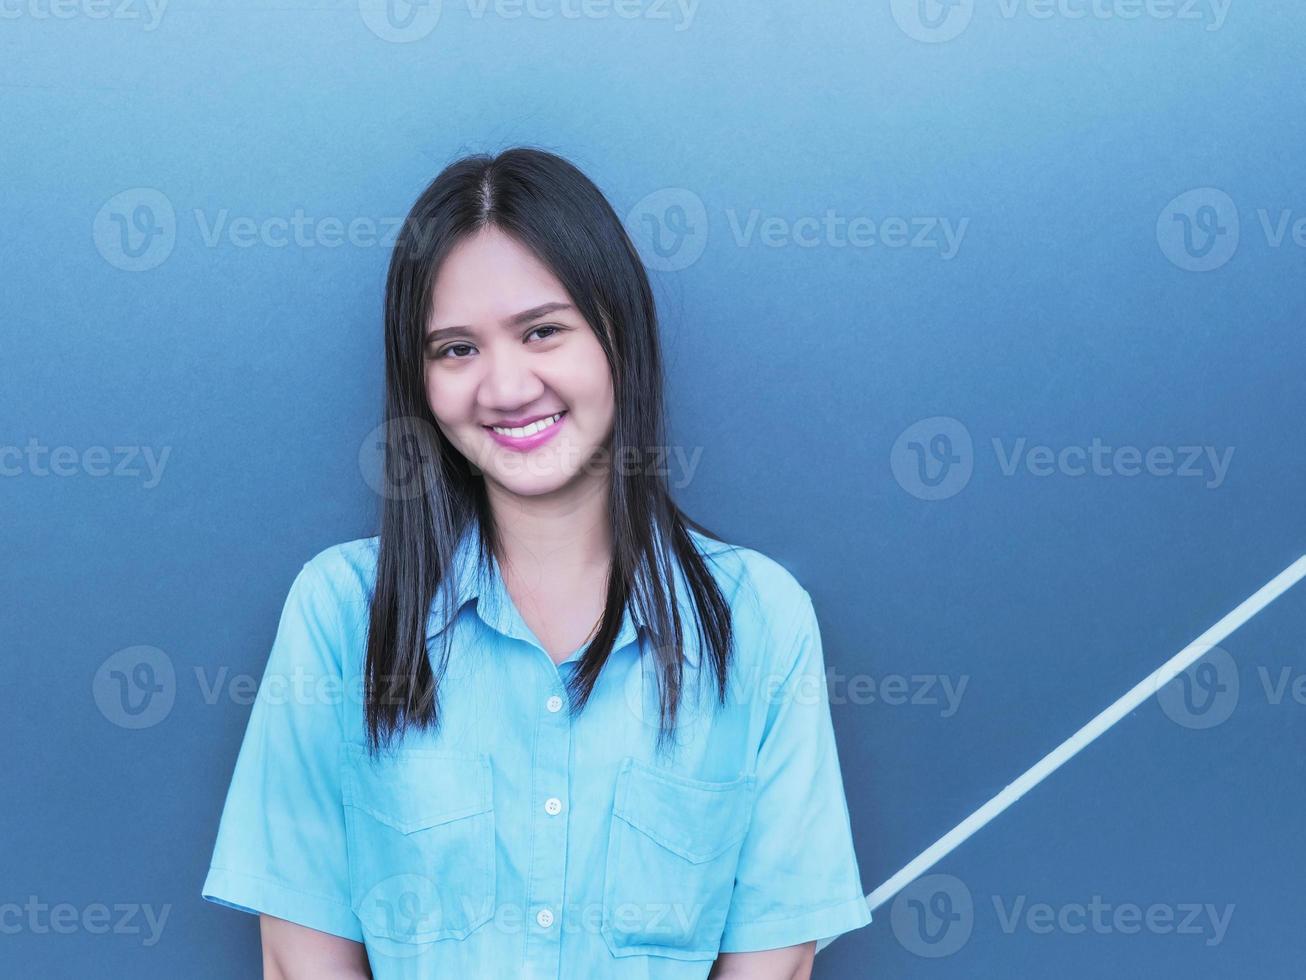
424, 225, 616, 502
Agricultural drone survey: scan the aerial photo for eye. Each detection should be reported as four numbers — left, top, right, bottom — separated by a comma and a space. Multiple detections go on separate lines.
436, 342, 475, 359
433, 325, 561, 360
527, 324, 562, 342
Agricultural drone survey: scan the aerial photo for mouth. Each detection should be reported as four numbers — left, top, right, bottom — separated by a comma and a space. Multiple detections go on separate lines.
483, 410, 568, 449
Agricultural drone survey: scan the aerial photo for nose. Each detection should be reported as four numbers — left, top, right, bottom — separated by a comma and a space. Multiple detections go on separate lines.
478, 337, 545, 416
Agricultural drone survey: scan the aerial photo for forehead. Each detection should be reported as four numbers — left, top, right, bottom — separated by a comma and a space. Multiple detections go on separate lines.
429, 226, 570, 326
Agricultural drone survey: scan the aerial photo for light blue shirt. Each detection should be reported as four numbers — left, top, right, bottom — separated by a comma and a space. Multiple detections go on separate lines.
202, 522, 872, 977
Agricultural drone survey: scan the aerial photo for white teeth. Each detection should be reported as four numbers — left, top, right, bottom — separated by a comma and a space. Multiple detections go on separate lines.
491, 412, 563, 438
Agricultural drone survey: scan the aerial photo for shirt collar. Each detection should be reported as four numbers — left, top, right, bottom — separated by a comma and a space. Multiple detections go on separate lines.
425, 520, 702, 667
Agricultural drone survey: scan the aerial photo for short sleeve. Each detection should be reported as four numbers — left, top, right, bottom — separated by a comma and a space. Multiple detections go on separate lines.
717, 590, 873, 953
200, 558, 363, 942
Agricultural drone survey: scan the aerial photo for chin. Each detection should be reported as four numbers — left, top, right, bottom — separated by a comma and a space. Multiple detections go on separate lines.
488, 471, 580, 498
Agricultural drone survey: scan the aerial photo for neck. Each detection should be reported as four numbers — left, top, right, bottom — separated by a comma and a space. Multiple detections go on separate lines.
483, 475, 612, 582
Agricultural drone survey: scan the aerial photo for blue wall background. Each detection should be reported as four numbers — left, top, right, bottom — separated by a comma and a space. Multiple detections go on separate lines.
3, 1, 1303, 975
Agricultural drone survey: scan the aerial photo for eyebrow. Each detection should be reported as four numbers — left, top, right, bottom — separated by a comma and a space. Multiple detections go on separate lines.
425, 302, 575, 344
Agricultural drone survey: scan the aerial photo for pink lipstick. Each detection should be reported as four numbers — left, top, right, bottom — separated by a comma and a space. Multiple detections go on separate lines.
483, 410, 568, 451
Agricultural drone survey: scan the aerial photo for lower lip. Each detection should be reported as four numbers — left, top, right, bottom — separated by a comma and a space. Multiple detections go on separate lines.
483, 412, 567, 451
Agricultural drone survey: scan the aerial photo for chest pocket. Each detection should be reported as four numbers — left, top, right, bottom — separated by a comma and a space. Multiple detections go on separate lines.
601, 756, 757, 960
340, 745, 495, 944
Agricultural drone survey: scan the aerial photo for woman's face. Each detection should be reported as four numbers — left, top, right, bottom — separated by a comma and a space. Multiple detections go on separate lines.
424, 225, 616, 501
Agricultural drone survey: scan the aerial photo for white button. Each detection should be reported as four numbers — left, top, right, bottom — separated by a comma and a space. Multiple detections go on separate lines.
544, 797, 562, 815
546, 695, 563, 713
536, 908, 554, 928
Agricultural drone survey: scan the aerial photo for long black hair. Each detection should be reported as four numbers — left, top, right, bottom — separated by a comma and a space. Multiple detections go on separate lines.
364, 146, 734, 759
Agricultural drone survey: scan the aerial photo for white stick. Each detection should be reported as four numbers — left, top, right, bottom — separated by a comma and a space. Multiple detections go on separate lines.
817, 553, 1306, 955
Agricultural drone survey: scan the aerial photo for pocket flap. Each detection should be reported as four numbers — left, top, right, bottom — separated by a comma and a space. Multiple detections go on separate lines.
612, 757, 755, 864
341, 745, 492, 835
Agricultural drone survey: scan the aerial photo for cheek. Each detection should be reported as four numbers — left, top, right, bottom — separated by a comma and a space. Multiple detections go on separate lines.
424, 376, 447, 422
425, 369, 469, 425
565, 346, 616, 415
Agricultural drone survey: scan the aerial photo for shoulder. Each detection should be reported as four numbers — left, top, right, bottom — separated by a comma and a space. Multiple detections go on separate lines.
298, 535, 380, 613
684, 527, 814, 640
264, 537, 381, 672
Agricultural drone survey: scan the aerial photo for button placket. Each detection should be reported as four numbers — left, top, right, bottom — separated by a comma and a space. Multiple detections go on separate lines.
523, 677, 571, 977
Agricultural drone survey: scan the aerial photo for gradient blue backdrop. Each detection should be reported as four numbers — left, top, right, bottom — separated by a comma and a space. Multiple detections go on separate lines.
4, 1, 1304, 975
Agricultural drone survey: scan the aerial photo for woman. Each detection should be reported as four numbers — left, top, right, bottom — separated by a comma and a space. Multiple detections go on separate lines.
201, 147, 872, 978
